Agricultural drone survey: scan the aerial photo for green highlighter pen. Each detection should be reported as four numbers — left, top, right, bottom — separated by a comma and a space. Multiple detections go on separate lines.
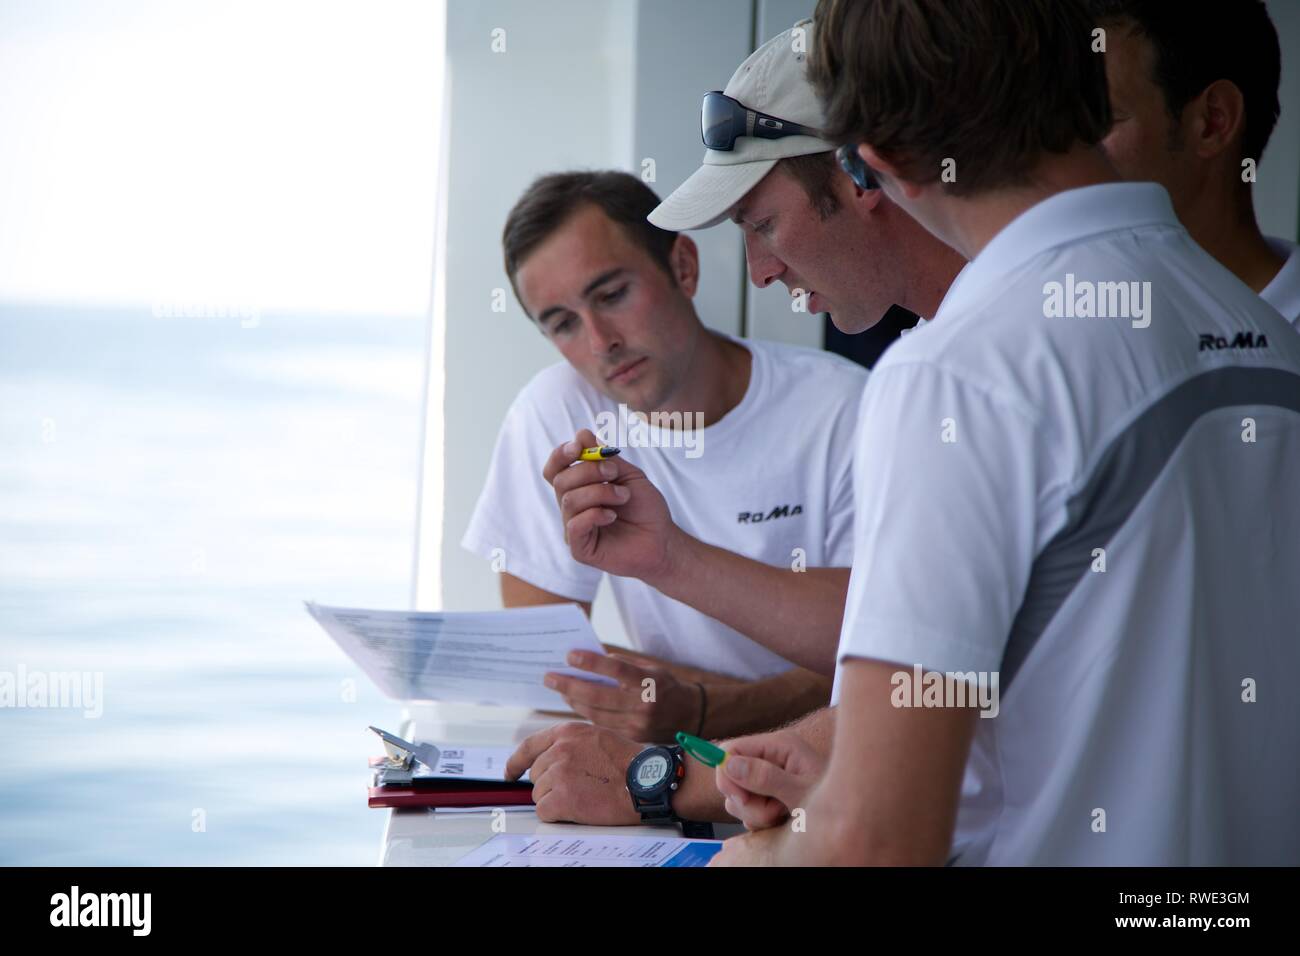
676, 731, 727, 768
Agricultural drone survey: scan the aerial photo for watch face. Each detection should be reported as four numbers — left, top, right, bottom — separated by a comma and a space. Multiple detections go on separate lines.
633, 752, 670, 790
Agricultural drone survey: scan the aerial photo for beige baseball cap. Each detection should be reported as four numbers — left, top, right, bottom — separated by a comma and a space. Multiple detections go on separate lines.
648, 18, 835, 232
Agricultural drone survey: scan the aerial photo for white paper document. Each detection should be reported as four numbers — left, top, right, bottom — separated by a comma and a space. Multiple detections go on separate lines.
454, 834, 724, 867
306, 601, 612, 709
419, 744, 517, 781
374, 744, 527, 784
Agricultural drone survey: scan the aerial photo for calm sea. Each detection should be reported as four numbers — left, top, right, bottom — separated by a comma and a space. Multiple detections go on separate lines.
0, 302, 426, 864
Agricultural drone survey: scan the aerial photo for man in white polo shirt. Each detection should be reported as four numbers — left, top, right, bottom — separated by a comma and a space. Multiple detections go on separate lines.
463, 171, 867, 767
1091, 0, 1300, 328
712, 0, 1300, 866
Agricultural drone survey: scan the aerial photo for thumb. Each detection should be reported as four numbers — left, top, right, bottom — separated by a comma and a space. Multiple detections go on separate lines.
572, 426, 603, 452
722, 754, 805, 810
573, 428, 651, 485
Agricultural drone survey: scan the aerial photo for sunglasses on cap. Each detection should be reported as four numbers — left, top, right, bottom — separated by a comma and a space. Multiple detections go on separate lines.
836, 144, 880, 191
700, 90, 821, 151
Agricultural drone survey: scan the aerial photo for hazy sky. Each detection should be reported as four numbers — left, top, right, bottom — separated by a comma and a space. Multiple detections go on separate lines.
0, 0, 443, 316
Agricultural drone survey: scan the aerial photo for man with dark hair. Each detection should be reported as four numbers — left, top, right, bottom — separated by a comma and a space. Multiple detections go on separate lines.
501, 171, 680, 311
462, 170, 868, 810
705, 0, 1300, 865
1092, 0, 1298, 325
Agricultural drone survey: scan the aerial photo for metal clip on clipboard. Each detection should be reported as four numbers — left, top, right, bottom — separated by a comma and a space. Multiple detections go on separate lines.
368, 725, 441, 772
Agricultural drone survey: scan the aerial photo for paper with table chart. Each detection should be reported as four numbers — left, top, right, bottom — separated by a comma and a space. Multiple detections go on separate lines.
454, 834, 724, 867
306, 601, 614, 710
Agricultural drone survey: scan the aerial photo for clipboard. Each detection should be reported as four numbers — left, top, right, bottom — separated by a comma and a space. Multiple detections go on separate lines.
367, 725, 534, 809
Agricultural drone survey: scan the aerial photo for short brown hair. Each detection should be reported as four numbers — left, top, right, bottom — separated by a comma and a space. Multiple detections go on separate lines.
810, 0, 1112, 196
778, 152, 842, 220
502, 171, 678, 318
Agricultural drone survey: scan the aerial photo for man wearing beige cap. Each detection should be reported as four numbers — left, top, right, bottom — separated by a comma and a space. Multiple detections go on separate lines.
506, 18, 965, 828
650, 17, 963, 336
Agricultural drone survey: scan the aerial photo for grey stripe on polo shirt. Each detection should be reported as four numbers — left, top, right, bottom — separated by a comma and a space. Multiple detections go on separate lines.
1001, 365, 1300, 691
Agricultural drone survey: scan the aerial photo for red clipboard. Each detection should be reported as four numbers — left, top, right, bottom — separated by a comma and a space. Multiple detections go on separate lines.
368, 779, 535, 809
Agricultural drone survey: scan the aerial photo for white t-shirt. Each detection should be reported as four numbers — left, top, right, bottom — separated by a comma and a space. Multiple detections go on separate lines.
833, 183, 1300, 865
1262, 235, 1300, 329
464, 335, 867, 681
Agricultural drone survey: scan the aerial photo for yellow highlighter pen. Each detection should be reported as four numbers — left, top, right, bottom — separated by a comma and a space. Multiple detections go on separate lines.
579, 445, 622, 462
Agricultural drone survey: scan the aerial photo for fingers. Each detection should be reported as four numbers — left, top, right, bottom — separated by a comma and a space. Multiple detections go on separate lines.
564, 649, 645, 687
604, 645, 656, 664
723, 792, 789, 831
715, 762, 754, 805
545, 671, 629, 710
541, 428, 603, 486
719, 752, 806, 811
558, 481, 632, 521
564, 505, 619, 557
551, 457, 647, 535
504, 724, 562, 781
548, 651, 669, 740
549, 454, 624, 553
526, 742, 560, 799
715, 760, 774, 822
515, 722, 593, 808
711, 731, 818, 815
541, 441, 578, 489
551, 454, 643, 502
725, 730, 817, 772
532, 790, 566, 823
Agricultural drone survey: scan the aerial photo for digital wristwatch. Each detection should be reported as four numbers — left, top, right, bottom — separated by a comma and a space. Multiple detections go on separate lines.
625, 744, 714, 839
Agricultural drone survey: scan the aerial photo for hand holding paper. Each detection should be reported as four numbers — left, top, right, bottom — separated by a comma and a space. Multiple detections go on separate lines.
306, 601, 614, 710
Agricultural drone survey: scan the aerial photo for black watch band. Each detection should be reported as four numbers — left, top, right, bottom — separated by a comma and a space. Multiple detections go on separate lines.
679, 819, 715, 839
626, 744, 715, 839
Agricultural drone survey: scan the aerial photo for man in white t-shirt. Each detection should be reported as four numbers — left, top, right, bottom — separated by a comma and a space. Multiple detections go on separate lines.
1092, 0, 1300, 328
710, 0, 1300, 866
463, 170, 867, 771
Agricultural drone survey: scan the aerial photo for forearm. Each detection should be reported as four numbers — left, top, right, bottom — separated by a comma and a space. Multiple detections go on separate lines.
648, 534, 848, 676
791, 663, 973, 865
699, 667, 831, 740
673, 705, 837, 822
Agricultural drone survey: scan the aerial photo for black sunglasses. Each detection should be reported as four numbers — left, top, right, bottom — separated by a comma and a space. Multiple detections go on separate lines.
836, 143, 879, 191
701, 90, 820, 151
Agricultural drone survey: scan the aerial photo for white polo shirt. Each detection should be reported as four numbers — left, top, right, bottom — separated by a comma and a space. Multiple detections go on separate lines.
833, 183, 1300, 865
1263, 235, 1300, 329
464, 335, 867, 681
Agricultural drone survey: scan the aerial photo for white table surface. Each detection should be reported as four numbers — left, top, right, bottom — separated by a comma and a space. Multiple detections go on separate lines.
378, 701, 741, 866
